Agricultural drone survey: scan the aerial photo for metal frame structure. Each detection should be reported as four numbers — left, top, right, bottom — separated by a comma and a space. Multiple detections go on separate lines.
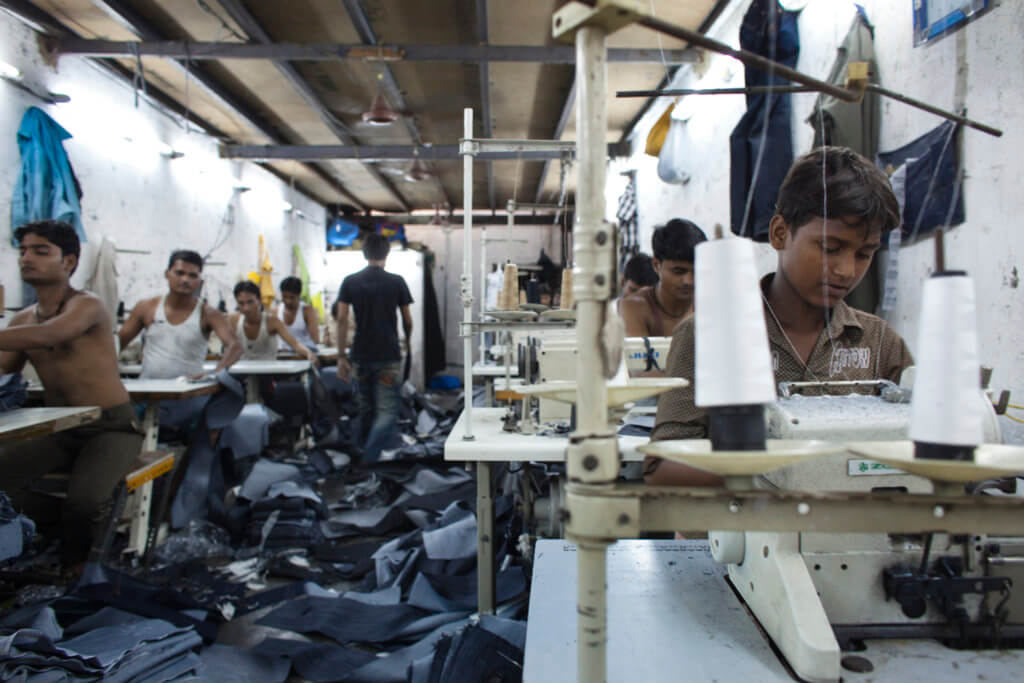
551, 2, 1018, 681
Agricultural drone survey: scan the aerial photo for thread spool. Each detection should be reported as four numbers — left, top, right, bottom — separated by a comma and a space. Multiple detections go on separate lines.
501, 263, 519, 310
909, 272, 982, 460
560, 268, 574, 310
695, 237, 775, 450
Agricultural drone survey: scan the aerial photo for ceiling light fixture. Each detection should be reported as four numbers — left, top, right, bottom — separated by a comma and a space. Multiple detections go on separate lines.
404, 158, 433, 183
362, 92, 399, 126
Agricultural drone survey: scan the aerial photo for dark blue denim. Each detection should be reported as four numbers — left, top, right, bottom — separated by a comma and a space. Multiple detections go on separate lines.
355, 361, 403, 462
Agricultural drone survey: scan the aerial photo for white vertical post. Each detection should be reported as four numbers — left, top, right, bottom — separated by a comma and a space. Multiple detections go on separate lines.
572, 24, 612, 683
480, 223, 487, 361
462, 108, 475, 441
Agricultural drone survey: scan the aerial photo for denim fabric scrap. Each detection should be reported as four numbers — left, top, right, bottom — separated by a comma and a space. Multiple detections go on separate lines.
193, 643, 290, 683
257, 637, 376, 683
239, 461, 301, 501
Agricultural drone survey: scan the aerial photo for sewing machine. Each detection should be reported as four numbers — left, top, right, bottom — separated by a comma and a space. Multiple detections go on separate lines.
536, 335, 671, 421
710, 377, 1022, 682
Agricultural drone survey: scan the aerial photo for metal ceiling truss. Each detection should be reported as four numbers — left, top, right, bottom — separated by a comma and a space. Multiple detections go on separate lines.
476, 0, 495, 212
88, 0, 367, 209
55, 38, 699, 64
220, 143, 589, 161
339, 0, 451, 208
213, 0, 411, 211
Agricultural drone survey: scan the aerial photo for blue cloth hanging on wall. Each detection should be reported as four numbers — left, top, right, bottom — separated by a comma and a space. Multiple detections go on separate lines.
729, 0, 800, 241
10, 106, 86, 245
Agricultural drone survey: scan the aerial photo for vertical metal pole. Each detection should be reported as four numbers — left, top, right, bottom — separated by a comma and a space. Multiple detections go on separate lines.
462, 108, 475, 441
573, 25, 612, 683
477, 460, 495, 613
480, 225, 488, 362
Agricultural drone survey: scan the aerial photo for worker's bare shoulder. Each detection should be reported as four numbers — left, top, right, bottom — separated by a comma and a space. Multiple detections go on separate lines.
620, 291, 650, 315
5, 307, 34, 327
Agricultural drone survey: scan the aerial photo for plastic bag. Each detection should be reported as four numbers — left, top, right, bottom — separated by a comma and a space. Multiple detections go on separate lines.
657, 114, 691, 184
644, 103, 675, 156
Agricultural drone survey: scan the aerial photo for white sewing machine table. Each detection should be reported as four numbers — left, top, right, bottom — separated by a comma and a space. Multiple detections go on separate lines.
523, 539, 1023, 682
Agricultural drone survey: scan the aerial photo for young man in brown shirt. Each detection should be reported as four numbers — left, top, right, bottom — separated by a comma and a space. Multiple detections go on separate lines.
647, 147, 914, 486
0, 220, 144, 563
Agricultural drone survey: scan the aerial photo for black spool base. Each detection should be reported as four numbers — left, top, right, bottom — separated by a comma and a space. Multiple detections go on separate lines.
913, 440, 976, 462
709, 404, 766, 451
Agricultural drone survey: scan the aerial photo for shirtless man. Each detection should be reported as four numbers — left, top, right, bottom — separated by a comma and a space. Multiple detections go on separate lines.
0, 220, 143, 564
118, 249, 242, 378
620, 219, 708, 338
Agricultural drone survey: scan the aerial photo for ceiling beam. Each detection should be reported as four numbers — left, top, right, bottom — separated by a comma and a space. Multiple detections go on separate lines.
88, 0, 366, 210
55, 38, 700, 64
220, 144, 598, 161
339, 0, 451, 208
213, 0, 410, 212
534, 76, 576, 203
476, 0, 495, 212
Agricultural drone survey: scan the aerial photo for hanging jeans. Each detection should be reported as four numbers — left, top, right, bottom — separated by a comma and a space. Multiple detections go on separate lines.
355, 361, 402, 462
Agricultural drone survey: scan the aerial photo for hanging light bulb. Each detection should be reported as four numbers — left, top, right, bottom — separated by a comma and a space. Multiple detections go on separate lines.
404, 158, 433, 182
362, 92, 399, 126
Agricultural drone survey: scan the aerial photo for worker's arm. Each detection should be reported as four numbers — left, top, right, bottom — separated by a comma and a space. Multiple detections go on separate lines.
269, 315, 317, 366
0, 311, 30, 374
399, 304, 413, 353
336, 301, 351, 380
643, 456, 723, 487
116, 299, 149, 351
0, 295, 102, 351
205, 305, 243, 372
303, 304, 321, 345
619, 295, 650, 338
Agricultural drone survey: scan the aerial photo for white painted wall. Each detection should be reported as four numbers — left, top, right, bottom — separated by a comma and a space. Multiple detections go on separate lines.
406, 223, 563, 367
0, 12, 328, 319
614, 0, 1024, 401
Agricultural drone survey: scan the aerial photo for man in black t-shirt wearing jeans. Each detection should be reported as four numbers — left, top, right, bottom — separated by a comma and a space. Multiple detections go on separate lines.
336, 233, 413, 461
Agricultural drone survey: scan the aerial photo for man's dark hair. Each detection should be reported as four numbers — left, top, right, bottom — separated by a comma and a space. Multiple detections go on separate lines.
168, 249, 204, 271
776, 146, 900, 234
651, 219, 707, 263
233, 280, 261, 299
280, 276, 302, 295
15, 220, 81, 274
363, 233, 390, 261
623, 253, 658, 287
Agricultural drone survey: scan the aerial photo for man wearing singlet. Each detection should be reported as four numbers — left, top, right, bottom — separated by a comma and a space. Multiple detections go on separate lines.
277, 276, 320, 352
0, 221, 143, 565
621, 219, 708, 338
118, 250, 242, 378
230, 281, 317, 362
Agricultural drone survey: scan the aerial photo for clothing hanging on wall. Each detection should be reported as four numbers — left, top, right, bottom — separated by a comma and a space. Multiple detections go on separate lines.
422, 255, 446, 382
292, 245, 311, 304
86, 236, 119, 330
616, 171, 638, 270
729, 0, 800, 241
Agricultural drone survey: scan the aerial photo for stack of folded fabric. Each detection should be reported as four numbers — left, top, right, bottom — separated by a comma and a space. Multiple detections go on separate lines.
0, 490, 35, 563
247, 481, 327, 551
0, 606, 202, 682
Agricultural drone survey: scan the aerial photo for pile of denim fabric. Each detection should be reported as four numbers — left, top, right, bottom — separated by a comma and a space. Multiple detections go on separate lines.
0, 491, 35, 563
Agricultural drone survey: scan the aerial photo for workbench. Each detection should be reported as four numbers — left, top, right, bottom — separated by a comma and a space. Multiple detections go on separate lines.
0, 406, 101, 444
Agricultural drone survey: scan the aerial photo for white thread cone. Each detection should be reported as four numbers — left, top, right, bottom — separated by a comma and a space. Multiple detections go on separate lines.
909, 274, 984, 446
695, 237, 776, 407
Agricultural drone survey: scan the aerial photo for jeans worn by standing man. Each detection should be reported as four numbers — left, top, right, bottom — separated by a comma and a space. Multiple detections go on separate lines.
335, 233, 413, 462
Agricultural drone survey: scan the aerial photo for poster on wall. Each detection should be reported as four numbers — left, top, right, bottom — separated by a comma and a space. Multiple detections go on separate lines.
913, 0, 993, 46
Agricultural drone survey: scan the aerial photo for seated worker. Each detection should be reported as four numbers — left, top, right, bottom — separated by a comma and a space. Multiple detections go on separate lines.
617, 252, 658, 314
276, 276, 320, 352
621, 219, 708, 338
647, 147, 913, 486
230, 281, 317, 363
0, 220, 143, 564
118, 249, 242, 378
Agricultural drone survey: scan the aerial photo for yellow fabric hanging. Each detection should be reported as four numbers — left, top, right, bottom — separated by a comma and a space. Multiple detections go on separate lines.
311, 292, 325, 324
258, 235, 274, 307
644, 102, 675, 157
292, 245, 311, 304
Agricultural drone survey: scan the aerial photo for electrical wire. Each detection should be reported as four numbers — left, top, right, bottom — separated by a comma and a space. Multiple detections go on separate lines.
1005, 414, 1024, 425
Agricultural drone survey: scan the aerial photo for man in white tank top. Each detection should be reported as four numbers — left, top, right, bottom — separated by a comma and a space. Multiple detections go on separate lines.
118, 250, 242, 379
229, 281, 317, 362
277, 276, 319, 352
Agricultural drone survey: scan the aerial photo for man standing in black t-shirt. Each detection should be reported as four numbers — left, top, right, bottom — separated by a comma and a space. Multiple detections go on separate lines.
336, 233, 413, 461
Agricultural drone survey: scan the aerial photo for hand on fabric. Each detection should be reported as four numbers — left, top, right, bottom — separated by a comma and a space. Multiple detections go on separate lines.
305, 348, 320, 367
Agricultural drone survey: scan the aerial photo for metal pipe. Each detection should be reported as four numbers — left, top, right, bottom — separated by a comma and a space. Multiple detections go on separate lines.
462, 108, 475, 441
636, 15, 860, 103
865, 83, 1002, 138
573, 24, 612, 683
